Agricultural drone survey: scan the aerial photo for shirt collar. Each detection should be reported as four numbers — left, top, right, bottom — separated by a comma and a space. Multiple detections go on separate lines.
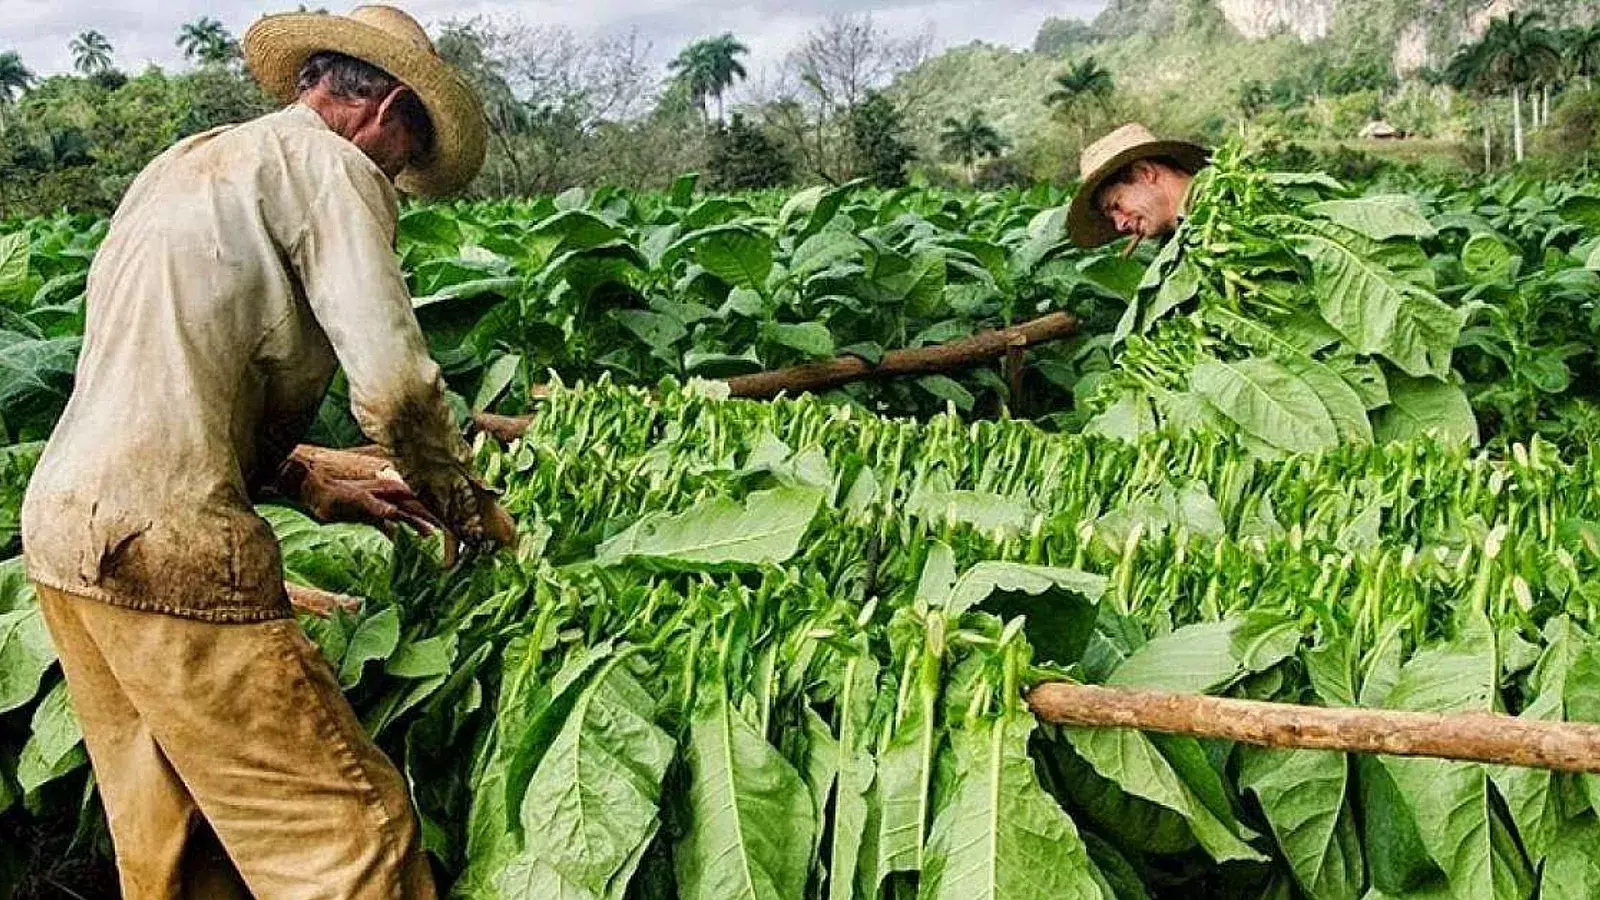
278, 102, 332, 133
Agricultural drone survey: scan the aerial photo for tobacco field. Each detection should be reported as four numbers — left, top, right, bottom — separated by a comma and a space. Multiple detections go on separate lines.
0, 151, 1598, 898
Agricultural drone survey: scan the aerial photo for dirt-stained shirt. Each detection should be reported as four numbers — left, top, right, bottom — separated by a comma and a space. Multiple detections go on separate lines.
21, 104, 474, 622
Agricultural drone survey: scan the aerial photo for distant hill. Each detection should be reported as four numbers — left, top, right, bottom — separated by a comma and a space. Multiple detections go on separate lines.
1084, 0, 1600, 72
891, 0, 1591, 177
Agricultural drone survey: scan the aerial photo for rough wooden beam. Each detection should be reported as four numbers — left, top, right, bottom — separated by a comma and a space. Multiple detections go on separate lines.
722, 311, 1079, 400
469, 311, 1081, 441
1028, 682, 1600, 774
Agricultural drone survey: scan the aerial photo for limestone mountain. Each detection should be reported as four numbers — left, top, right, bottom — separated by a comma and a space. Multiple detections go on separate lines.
1083, 0, 1600, 72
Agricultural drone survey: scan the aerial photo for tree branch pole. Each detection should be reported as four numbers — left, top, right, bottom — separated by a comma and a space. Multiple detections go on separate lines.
470, 311, 1081, 442
1028, 682, 1600, 774
722, 311, 1079, 399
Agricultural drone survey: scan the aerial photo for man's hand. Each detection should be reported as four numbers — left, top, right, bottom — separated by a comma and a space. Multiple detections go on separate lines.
283, 447, 445, 535
430, 478, 516, 557
279, 445, 515, 564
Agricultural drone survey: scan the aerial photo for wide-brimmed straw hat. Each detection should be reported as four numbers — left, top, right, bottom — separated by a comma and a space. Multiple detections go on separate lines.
243, 5, 486, 196
1067, 123, 1208, 247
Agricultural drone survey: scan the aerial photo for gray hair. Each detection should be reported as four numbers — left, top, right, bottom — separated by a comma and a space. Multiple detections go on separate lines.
296, 51, 398, 99
295, 51, 435, 162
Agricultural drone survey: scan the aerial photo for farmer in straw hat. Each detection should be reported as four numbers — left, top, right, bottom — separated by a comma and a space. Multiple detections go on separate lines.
1068, 123, 1210, 249
20, 6, 507, 896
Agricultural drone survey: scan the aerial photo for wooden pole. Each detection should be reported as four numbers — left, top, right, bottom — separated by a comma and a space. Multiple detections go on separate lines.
1028, 682, 1600, 774
469, 312, 1081, 441
723, 312, 1078, 400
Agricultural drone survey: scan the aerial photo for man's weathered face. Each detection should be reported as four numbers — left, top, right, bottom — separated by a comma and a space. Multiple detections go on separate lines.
1095, 160, 1187, 240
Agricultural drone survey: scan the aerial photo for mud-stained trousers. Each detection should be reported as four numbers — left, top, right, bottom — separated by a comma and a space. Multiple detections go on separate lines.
35, 584, 436, 900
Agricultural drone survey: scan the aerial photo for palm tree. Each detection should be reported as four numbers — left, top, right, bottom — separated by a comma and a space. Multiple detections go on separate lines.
0, 51, 32, 137
1566, 22, 1600, 91
669, 34, 749, 123
0, 51, 30, 105
177, 17, 238, 66
69, 30, 113, 77
1477, 12, 1563, 162
1046, 57, 1114, 143
939, 110, 1008, 182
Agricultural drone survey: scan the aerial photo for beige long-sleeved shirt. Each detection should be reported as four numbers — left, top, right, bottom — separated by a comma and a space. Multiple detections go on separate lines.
21, 104, 474, 622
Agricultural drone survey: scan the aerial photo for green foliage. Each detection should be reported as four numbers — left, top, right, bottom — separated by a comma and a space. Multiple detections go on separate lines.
846, 93, 917, 188
1033, 18, 1102, 57
708, 115, 794, 190
0, 66, 271, 216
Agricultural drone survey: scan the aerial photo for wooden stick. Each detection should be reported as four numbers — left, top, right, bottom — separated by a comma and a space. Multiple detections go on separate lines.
468, 312, 1080, 441
1028, 682, 1600, 774
1120, 233, 1145, 259
724, 312, 1078, 400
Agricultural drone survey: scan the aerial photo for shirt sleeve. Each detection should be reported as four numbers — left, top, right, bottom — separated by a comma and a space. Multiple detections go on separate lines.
287, 153, 479, 532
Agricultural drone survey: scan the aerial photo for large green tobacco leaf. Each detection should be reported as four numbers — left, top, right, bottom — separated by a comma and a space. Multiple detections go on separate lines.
920, 711, 1107, 900
1065, 725, 1264, 863
675, 686, 815, 900
0, 233, 28, 302
938, 560, 1105, 617
520, 662, 674, 895
1372, 375, 1477, 446
790, 231, 868, 279
695, 229, 775, 292
1240, 747, 1364, 900
0, 605, 55, 713
0, 333, 79, 417
1305, 196, 1436, 241
594, 485, 823, 570
496, 828, 654, 900
1488, 617, 1590, 866
1290, 233, 1461, 379
763, 321, 835, 358
1281, 353, 1373, 444
1191, 357, 1339, 454
1085, 391, 1155, 442
1381, 617, 1534, 899
1107, 620, 1241, 694
1541, 817, 1600, 899
337, 606, 400, 689
15, 679, 84, 795
261, 505, 393, 598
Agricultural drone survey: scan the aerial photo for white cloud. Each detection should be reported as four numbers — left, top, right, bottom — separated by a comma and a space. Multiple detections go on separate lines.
6, 0, 1107, 80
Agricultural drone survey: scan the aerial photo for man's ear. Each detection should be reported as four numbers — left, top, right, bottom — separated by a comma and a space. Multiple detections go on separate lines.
1128, 159, 1159, 183
375, 85, 411, 127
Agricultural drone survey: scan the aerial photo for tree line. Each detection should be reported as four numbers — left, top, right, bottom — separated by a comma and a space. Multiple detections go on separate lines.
5, 8, 1600, 217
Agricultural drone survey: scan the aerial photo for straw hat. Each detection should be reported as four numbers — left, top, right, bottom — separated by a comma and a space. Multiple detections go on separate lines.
1067, 123, 1208, 248
243, 5, 486, 196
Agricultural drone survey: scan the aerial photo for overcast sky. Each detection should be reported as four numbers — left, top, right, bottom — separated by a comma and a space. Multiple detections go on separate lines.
6, 1, 1105, 84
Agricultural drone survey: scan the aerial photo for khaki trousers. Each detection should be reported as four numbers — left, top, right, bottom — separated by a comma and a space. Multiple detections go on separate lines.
36, 585, 436, 900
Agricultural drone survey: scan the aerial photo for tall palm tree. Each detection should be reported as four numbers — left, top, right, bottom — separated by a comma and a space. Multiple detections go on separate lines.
1477, 12, 1562, 162
0, 51, 32, 137
939, 110, 1008, 182
69, 30, 113, 77
1046, 57, 1114, 143
177, 17, 238, 66
669, 34, 749, 123
1566, 22, 1600, 90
